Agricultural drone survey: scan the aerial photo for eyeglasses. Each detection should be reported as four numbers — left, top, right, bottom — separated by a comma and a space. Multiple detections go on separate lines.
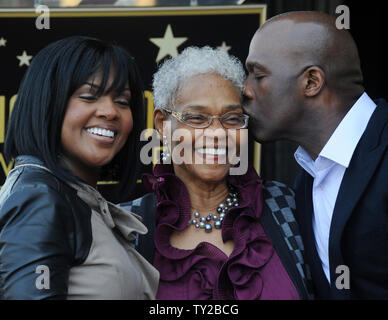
160, 106, 249, 129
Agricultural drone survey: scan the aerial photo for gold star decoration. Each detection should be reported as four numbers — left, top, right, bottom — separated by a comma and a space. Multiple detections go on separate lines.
150, 24, 188, 63
217, 41, 231, 53
0, 37, 7, 47
16, 50, 33, 67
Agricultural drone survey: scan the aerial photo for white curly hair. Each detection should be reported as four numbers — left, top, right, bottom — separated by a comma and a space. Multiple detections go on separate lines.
152, 46, 246, 109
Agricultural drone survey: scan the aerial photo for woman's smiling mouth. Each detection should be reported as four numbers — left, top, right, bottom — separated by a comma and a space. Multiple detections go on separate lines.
85, 126, 118, 144
86, 127, 116, 138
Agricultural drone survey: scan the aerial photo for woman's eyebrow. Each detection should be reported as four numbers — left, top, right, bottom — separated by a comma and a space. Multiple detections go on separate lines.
224, 105, 243, 111
79, 82, 102, 94
83, 82, 130, 92
182, 105, 207, 111
181, 105, 242, 113
84, 82, 100, 88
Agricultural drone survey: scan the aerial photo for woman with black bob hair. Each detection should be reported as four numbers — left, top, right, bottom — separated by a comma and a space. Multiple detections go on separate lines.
0, 36, 159, 299
5, 35, 143, 196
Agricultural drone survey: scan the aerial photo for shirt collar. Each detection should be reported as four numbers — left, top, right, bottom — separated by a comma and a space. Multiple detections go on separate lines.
295, 92, 376, 173
294, 146, 317, 178
320, 92, 376, 168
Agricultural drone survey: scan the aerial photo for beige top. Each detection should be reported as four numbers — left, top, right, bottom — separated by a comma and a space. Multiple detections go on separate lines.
66, 182, 159, 300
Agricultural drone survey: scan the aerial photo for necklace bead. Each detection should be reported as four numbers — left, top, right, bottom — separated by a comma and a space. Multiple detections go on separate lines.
205, 224, 212, 233
189, 188, 239, 233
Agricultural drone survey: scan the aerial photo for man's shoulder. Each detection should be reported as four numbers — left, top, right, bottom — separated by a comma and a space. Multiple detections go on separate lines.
373, 98, 388, 117
365, 97, 388, 144
375, 98, 388, 107
376, 98, 388, 132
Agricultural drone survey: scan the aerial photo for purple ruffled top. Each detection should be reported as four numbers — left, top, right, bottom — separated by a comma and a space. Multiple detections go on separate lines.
142, 164, 300, 300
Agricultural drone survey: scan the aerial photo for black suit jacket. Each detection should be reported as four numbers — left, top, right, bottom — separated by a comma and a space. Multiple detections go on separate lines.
294, 98, 388, 299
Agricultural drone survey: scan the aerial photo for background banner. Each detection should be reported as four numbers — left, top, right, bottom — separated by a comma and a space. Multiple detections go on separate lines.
0, 5, 266, 201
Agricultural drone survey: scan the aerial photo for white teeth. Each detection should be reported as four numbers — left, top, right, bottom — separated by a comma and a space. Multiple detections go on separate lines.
87, 127, 115, 138
197, 148, 226, 155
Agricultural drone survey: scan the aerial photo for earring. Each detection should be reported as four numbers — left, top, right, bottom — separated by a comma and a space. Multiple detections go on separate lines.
161, 135, 171, 162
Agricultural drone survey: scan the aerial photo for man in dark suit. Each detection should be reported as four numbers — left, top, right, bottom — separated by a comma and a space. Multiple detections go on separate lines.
242, 11, 388, 299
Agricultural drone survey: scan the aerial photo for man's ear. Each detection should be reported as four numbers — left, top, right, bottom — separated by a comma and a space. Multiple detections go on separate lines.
301, 66, 325, 97
154, 108, 168, 138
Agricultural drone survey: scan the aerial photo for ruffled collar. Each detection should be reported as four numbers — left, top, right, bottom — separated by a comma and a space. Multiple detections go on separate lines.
142, 163, 264, 220
143, 164, 276, 299
141, 163, 265, 241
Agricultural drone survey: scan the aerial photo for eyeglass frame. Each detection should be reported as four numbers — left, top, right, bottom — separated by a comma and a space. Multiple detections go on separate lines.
159, 106, 249, 129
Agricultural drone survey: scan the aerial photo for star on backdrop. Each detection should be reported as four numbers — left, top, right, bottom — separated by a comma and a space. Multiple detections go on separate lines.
150, 24, 188, 63
16, 50, 33, 67
217, 41, 231, 53
0, 37, 6, 47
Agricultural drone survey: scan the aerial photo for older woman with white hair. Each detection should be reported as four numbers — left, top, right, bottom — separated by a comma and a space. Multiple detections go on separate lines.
122, 46, 313, 300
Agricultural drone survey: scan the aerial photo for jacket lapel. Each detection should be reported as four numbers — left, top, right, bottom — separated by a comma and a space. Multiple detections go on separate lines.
295, 171, 331, 298
329, 100, 388, 297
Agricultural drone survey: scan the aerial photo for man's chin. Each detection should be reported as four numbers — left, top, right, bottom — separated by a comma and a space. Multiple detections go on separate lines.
248, 126, 275, 144
248, 120, 264, 142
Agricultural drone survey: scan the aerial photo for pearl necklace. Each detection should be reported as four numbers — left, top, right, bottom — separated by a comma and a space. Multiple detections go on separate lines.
188, 187, 239, 233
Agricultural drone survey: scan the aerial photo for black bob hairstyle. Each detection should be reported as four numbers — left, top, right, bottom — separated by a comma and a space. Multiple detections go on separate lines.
5, 35, 146, 201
